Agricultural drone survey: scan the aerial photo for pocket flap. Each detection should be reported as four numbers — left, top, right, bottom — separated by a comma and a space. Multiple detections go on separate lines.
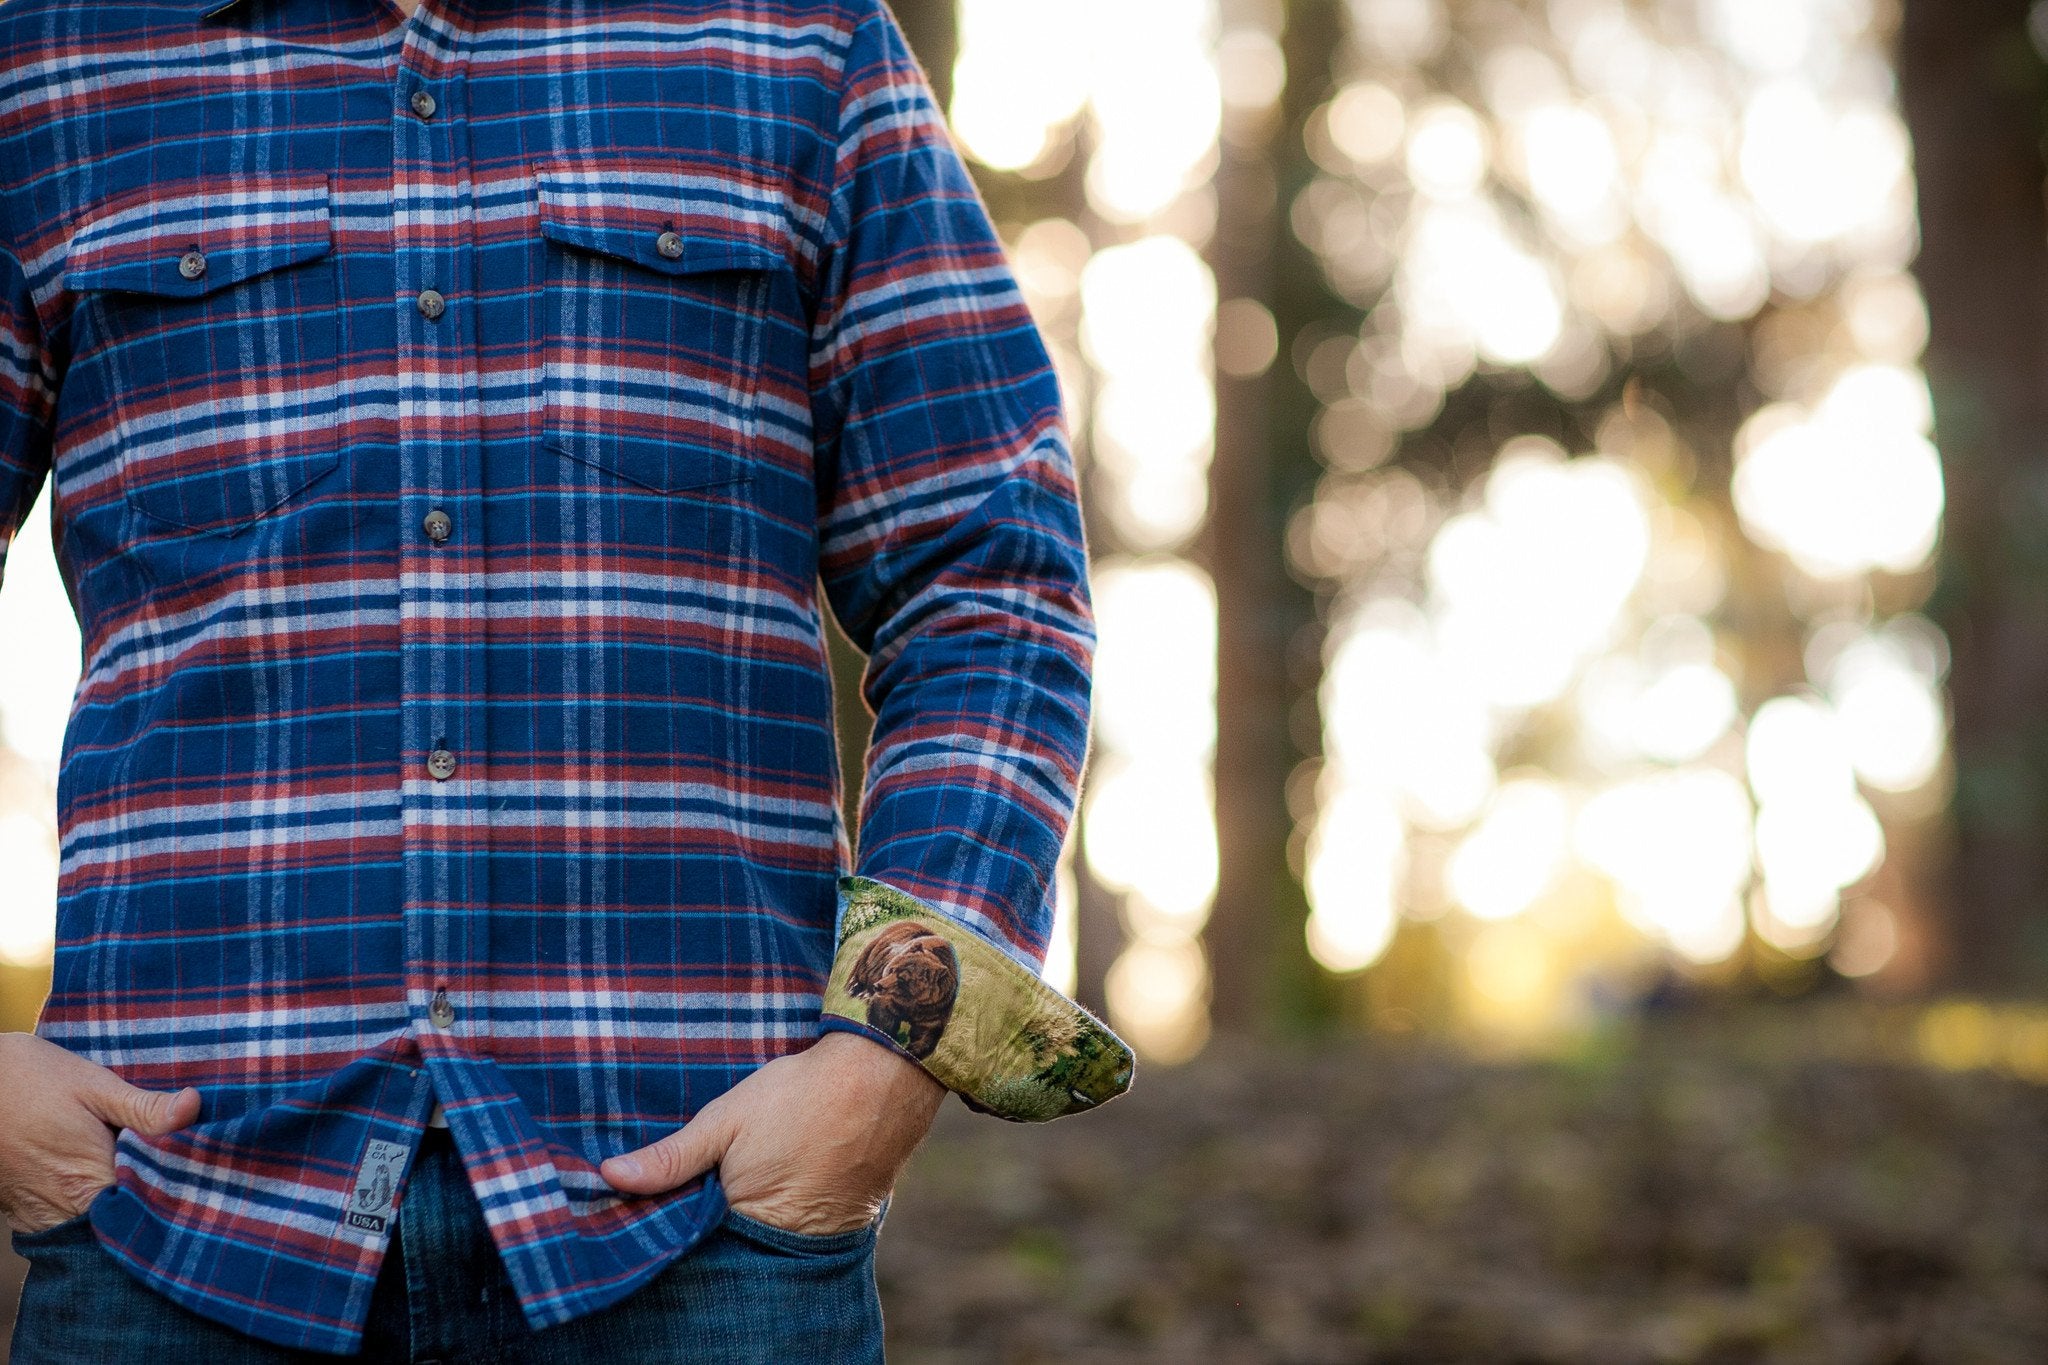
62, 173, 334, 299
536, 163, 788, 277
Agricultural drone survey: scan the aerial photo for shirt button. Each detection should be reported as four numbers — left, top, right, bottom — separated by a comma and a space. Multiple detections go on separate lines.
417, 288, 445, 320
179, 250, 207, 280
656, 230, 684, 260
426, 747, 457, 781
422, 508, 452, 543
410, 88, 437, 119
429, 987, 456, 1029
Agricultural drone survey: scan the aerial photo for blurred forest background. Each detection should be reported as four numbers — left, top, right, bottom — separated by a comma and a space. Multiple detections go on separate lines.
9, 0, 2048, 1359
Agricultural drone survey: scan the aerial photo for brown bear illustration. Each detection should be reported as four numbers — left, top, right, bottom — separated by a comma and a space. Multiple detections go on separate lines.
845, 921, 961, 1059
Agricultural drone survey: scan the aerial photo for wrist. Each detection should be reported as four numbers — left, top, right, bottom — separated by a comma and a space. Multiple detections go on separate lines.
812, 1029, 946, 1117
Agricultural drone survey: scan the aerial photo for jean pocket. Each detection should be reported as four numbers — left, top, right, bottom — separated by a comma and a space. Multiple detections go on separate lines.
719, 1204, 881, 1258
10, 1207, 95, 1252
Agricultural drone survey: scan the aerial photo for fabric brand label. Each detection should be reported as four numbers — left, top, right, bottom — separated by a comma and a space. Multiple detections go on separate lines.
344, 1138, 410, 1234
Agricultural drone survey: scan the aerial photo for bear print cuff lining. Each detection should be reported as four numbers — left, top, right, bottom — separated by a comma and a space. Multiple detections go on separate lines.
818, 875, 1136, 1122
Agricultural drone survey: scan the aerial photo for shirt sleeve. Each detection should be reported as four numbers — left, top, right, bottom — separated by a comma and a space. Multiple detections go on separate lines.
0, 242, 56, 592
806, 0, 1132, 1122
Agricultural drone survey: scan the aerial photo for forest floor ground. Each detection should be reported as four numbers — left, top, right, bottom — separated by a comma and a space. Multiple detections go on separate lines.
3, 1003, 2044, 1363
875, 1004, 2048, 1364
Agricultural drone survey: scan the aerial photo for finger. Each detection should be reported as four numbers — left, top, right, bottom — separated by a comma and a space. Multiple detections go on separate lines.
601, 1102, 736, 1195
76, 1073, 202, 1136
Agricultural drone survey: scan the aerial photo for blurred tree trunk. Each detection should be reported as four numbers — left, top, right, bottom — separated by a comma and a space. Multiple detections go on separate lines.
1202, 0, 1332, 1033
892, 0, 955, 110
1204, 123, 1289, 1030
1900, 0, 2048, 991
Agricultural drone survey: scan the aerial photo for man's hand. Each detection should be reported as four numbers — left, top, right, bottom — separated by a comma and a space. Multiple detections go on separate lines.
0, 1032, 202, 1236
599, 1031, 946, 1236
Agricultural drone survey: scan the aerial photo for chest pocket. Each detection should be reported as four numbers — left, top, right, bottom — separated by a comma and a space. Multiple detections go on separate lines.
535, 163, 793, 497
61, 172, 342, 540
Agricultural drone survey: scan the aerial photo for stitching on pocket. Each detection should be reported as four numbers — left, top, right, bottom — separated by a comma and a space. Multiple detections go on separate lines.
720, 1205, 879, 1257
10, 1207, 95, 1249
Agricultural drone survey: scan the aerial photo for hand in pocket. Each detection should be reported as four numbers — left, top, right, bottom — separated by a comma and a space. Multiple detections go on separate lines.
0, 1032, 201, 1236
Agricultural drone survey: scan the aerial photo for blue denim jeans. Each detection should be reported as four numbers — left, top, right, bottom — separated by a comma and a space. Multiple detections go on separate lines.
7, 1124, 887, 1363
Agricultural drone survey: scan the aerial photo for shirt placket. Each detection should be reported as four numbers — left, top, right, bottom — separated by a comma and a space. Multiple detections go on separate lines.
389, 10, 489, 1123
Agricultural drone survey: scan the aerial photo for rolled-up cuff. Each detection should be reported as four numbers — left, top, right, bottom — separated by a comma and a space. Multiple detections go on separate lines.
818, 874, 1135, 1122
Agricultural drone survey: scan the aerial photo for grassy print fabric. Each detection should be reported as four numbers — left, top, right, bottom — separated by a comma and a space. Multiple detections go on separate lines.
823, 876, 1136, 1122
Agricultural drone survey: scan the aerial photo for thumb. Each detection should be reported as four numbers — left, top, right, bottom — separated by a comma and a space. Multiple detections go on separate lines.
82, 1074, 202, 1136
602, 1101, 736, 1196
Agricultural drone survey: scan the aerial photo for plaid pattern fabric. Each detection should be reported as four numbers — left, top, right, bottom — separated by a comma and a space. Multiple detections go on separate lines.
0, 0, 1097, 1351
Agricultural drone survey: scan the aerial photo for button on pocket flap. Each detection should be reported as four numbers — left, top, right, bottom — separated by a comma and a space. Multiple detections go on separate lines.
535, 166, 788, 277
63, 174, 334, 299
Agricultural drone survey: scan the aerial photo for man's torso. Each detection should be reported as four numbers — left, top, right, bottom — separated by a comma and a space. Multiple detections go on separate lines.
0, 0, 863, 1347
